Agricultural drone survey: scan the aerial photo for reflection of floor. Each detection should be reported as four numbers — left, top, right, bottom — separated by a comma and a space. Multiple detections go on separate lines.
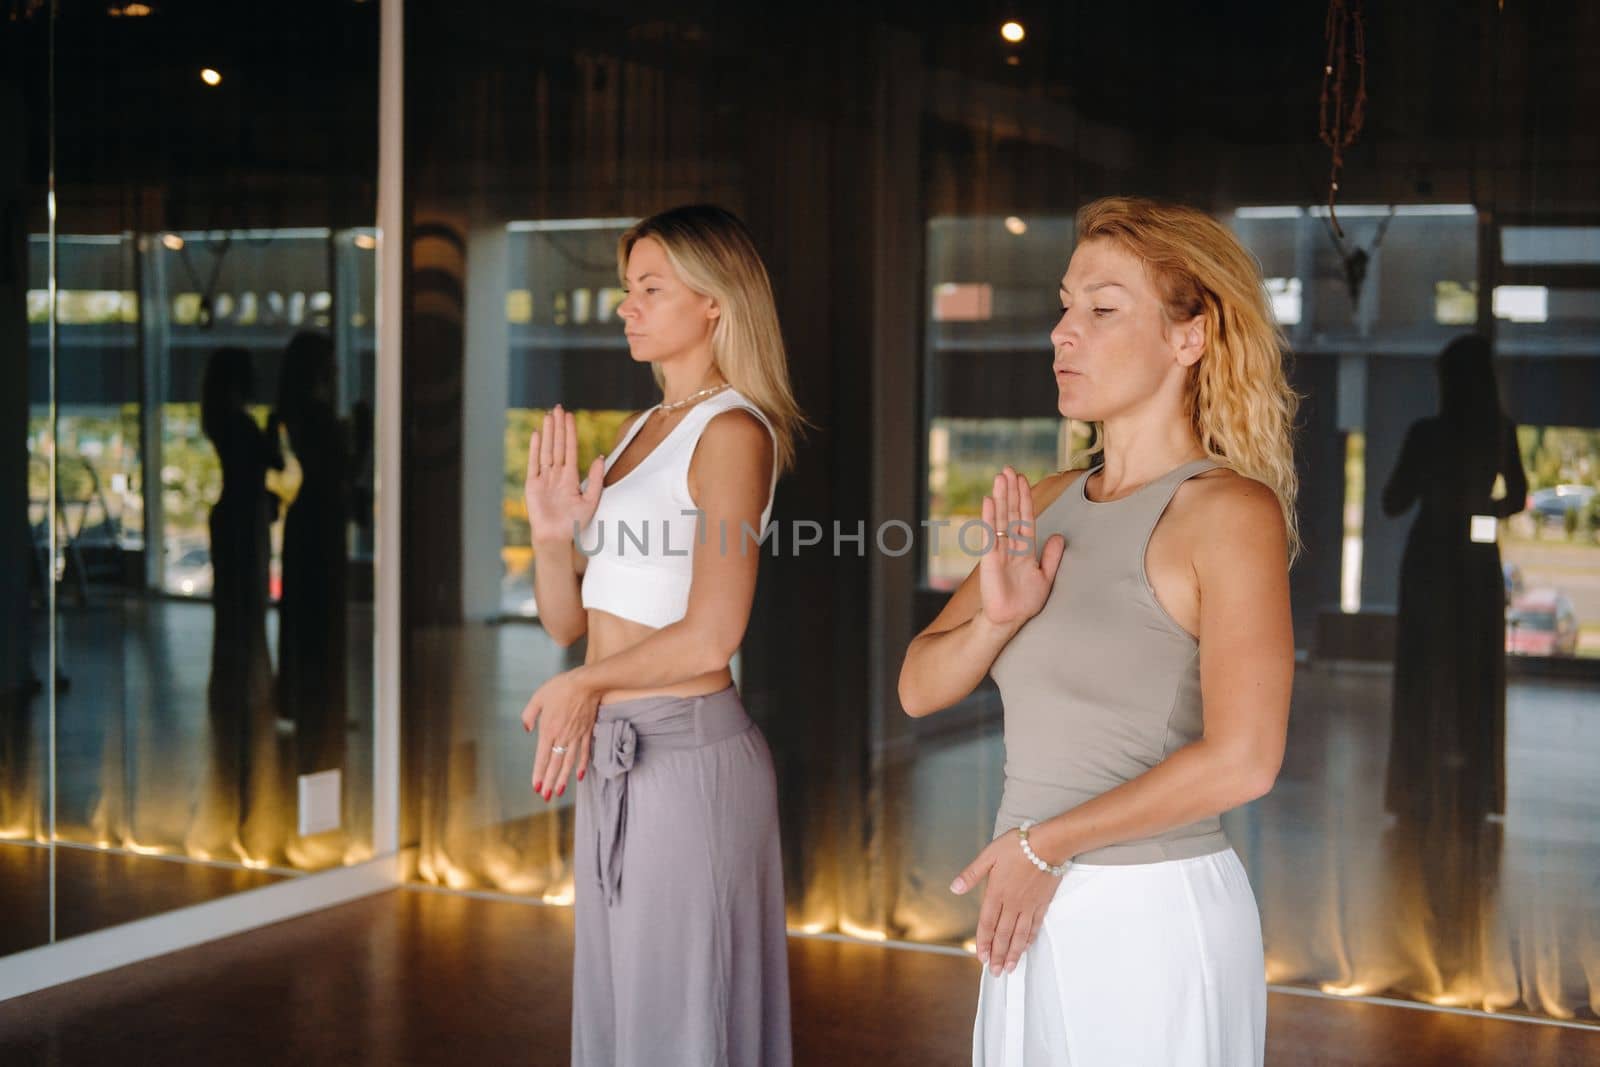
0, 889, 1593, 1066
0, 842, 288, 956
0, 845, 49, 957
2, 594, 373, 942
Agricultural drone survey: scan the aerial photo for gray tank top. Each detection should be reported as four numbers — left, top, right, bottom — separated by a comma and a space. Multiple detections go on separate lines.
988, 458, 1231, 865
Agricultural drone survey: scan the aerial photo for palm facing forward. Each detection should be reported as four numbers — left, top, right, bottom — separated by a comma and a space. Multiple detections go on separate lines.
524, 405, 606, 544
978, 468, 1066, 627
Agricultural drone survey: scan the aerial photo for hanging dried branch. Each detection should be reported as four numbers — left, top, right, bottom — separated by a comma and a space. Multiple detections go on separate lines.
1319, 0, 1368, 238
1322, 205, 1396, 312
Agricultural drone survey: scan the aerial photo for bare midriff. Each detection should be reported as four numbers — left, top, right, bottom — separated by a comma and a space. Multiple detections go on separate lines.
584, 607, 733, 705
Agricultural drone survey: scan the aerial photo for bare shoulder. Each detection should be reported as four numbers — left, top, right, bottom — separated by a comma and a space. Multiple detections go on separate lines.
1172, 466, 1283, 525
1171, 467, 1288, 567
689, 408, 775, 494
699, 407, 773, 456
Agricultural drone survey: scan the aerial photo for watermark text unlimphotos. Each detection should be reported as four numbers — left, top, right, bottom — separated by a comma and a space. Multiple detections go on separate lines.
571, 511, 1042, 559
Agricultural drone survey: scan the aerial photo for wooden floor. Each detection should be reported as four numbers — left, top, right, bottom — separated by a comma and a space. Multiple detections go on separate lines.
1, 888, 1594, 1066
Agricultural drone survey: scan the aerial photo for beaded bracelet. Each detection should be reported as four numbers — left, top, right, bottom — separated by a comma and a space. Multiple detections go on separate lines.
1017, 820, 1069, 877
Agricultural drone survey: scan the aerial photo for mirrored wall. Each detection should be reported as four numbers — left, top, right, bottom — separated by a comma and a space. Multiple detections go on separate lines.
1, 0, 380, 956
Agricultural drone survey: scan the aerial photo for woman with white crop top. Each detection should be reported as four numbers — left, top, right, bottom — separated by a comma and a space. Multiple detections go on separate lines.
899, 198, 1298, 1066
518, 204, 803, 1066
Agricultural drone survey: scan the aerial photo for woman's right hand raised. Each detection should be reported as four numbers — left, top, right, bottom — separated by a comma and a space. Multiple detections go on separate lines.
978, 467, 1066, 628
525, 404, 606, 545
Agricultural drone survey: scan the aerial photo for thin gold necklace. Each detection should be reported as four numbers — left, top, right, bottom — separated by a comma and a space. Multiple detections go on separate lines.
658, 381, 730, 413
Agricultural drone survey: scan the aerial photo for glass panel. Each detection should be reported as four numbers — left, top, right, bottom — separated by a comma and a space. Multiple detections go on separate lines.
41, 0, 380, 939
403, 2, 1600, 1028
1230, 205, 1600, 1017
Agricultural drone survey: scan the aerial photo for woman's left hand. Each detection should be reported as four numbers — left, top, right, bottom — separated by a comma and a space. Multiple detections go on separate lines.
951, 830, 1064, 976
521, 669, 601, 801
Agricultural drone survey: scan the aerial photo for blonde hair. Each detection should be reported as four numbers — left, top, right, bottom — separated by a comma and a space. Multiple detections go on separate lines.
618, 205, 806, 475
1075, 196, 1301, 559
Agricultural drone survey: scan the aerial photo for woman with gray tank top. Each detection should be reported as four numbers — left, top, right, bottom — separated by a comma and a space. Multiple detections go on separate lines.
519, 205, 803, 1065
900, 197, 1298, 1066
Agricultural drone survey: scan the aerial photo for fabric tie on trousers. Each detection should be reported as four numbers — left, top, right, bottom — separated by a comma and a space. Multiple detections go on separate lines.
591, 718, 638, 906
586, 688, 752, 908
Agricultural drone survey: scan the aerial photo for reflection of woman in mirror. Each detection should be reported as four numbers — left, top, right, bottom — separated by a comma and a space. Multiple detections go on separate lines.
191, 346, 283, 861
1383, 332, 1527, 820
0, 455, 33, 840
275, 332, 352, 800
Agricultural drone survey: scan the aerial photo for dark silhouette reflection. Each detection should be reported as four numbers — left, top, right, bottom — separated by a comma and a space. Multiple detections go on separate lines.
1378, 333, 1526, 1005
275, 332, 353, 790
0, 447, 35, 845
188, 347, 286, 863
1383, 332, 1528, 819
2, 32, 48, 958
1, 156, 38, 847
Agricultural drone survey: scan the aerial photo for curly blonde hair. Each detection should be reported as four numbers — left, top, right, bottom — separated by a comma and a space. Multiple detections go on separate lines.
1076, 196, 1301, 559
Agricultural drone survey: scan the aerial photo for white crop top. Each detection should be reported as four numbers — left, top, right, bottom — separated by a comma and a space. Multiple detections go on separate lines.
578, 388, 778, 629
